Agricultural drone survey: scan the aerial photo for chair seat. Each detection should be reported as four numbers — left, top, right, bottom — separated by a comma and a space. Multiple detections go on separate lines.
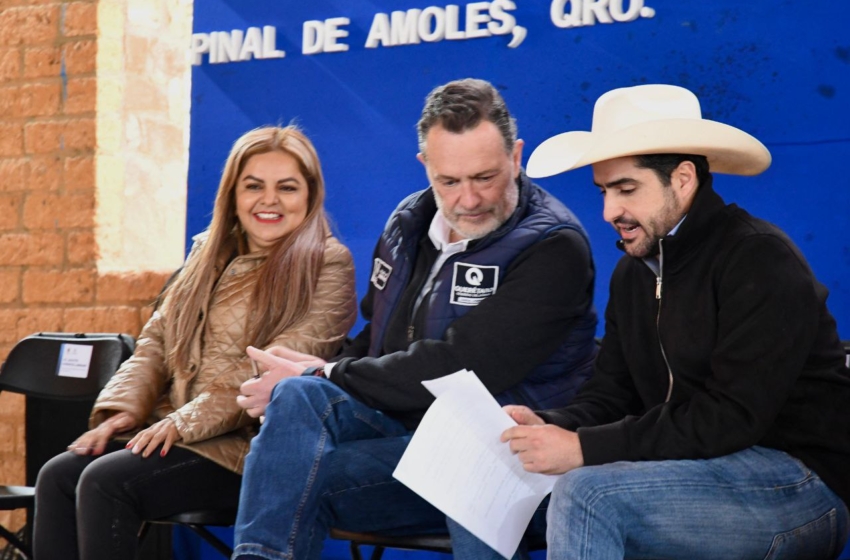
0, 485, 35, 510
329, 528, 453, 553
141, 507, 237, 558
152, 507, 237, 527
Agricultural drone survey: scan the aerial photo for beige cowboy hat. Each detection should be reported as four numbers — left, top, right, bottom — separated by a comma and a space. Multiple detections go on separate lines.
527, 84, 771, 178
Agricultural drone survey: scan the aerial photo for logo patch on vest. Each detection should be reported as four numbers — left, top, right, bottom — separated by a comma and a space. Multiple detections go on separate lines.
450, 263, 499, 306
371, 258, 393, 291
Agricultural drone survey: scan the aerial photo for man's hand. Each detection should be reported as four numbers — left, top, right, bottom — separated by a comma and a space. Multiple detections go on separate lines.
501, 405, 584, 475
265, 345, 327, 369
503, 405, 546, 426
236, 346, 309, 418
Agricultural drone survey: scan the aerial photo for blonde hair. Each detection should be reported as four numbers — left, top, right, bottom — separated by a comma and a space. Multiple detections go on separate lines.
164, 126, 328, 372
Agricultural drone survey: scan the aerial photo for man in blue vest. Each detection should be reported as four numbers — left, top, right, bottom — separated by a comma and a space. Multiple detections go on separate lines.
231, 78, 598, 559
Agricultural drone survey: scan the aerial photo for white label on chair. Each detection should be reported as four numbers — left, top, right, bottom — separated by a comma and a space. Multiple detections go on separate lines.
56, 343, 94, 378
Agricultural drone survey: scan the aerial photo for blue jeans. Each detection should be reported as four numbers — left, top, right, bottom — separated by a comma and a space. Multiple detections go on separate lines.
447, 501, 548, 560
449, 446, 849, 560
233, 376, 447, 560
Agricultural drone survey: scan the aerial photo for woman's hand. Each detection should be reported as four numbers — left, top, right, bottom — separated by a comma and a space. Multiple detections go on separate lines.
68, 411, 137, 456
125, 418, 182, 458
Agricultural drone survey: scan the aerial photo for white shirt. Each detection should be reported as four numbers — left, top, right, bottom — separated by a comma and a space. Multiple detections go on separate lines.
413, 211, 470, 311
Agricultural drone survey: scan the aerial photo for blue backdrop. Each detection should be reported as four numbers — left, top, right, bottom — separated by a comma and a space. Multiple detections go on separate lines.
188, 0, 850, 339
183, 0, 850, 557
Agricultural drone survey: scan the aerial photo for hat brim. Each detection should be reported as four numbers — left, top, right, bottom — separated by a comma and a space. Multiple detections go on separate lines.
527, 118, 771, 178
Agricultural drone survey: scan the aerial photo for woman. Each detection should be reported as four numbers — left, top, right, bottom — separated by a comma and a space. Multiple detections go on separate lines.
33, 126, 358, 559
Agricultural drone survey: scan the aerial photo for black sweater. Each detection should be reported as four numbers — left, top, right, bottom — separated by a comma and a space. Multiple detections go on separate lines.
539, 177, 850, 508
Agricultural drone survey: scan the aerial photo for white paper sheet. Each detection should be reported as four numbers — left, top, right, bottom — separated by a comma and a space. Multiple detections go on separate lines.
393, 369, 556, 559
56, 343, 93, 379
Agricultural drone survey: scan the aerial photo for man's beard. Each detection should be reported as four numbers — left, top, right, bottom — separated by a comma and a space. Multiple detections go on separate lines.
615, 189, 682, 258
434, 180, 519, 241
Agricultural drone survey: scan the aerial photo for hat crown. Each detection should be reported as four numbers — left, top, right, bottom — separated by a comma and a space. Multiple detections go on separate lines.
591, 85, 702, 134
527, 83, 770, 179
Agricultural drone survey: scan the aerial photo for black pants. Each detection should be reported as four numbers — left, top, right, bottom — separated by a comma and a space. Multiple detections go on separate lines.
33, 441, 241, 560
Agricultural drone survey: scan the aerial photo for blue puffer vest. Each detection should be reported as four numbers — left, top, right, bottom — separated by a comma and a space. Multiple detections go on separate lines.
367, 174, 597, 410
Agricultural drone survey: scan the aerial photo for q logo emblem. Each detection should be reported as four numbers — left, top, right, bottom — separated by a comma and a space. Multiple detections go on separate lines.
451, 263, 499, 306
465, 266, 484, 286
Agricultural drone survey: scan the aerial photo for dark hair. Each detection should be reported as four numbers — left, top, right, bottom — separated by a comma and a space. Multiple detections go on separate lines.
634, 154, 711, 187
417, 78, 517, 154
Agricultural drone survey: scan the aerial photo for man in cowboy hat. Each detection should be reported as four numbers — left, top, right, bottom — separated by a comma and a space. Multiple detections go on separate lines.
448, 84, 850, 559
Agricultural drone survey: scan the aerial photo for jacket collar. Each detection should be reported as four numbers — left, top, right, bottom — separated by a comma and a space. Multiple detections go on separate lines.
657, 174, 729, 272
616, 174, 729, 271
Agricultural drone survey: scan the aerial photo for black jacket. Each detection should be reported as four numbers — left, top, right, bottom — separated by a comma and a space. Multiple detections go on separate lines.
539, 177, 850, 507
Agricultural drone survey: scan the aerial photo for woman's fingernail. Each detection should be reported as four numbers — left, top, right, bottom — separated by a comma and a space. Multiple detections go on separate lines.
160, 449, 166, 457
132, 445, 140, 454
125, 442, 132, 449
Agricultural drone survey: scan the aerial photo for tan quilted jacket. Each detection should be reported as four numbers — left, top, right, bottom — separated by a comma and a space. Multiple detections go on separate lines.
90, 233, 357, 473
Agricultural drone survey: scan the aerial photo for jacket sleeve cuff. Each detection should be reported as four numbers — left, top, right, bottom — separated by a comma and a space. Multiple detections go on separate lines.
166, 411, 193, 442
300, 363, 338, 379
537, 409, 581, 431
324, 357, 356, 388
577, 421, 631, 466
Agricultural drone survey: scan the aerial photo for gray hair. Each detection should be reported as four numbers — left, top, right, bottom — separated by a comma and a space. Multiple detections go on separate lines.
417, 78, 517, 154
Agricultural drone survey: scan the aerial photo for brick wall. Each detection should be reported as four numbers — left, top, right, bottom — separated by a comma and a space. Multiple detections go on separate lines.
0, 0, 179, 540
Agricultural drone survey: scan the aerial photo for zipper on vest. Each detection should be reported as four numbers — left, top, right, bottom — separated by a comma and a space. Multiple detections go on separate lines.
407, 275, 436, 343
655, 239, 674, 402
404, 245, 440, 345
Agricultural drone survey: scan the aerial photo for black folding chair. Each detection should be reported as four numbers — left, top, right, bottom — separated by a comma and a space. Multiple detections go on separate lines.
139, 508, 236, 557
0, 332, 134, 559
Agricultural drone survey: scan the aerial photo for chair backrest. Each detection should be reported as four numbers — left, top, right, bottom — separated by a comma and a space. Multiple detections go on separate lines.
0, 333, 135, 487
0, 332, 135, 400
